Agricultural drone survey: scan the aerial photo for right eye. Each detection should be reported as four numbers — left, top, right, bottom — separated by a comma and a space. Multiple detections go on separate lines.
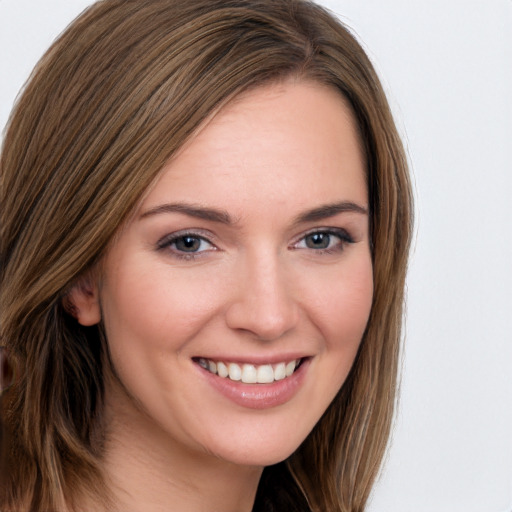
171, 235, 211, 253
157, 232, 216, 260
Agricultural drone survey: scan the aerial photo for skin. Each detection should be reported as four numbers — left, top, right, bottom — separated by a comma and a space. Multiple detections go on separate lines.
71, 80, 373, 512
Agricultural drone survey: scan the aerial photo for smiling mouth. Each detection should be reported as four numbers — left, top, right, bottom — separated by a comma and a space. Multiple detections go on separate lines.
195, 358, 303, 384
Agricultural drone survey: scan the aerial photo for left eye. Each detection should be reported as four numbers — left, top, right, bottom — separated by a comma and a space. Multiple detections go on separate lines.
294, 230, 352, 251
303, 232, 333, 249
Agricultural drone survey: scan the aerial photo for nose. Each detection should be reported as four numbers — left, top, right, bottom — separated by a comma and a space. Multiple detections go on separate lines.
225, 251, 299, 341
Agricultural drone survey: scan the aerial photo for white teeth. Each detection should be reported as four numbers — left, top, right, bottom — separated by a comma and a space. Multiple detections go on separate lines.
228, 363, 242, 381
274, 362, 286, 381
241, 364, 258, 384
256, 364, 274, 384
217, 361, 229, 378
198, 358, 301, 383
285, 361, 296, 377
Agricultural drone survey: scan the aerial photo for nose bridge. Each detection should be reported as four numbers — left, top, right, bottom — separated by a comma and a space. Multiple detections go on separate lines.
225, 247, 298, 340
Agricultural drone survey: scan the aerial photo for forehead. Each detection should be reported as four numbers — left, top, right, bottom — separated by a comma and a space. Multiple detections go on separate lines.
140, 80, 367, 216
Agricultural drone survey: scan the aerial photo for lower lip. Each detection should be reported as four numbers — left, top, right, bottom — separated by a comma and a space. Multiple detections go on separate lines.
197, 359, 310, 410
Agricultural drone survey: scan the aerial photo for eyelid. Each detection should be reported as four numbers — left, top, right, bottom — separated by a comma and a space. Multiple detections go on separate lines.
291, 227, 354, 244
157, 228, 215, 245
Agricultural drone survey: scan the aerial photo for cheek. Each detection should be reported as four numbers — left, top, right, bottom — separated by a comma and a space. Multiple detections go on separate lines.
311, 255, 373, 340
308, 254, 373, 375
100, 263, 224, 355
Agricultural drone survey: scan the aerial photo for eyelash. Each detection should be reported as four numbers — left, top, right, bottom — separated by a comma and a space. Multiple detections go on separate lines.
156, 228, 354, 261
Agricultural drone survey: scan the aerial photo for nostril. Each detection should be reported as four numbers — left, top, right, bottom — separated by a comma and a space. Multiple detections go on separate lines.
225, 304, 299, 341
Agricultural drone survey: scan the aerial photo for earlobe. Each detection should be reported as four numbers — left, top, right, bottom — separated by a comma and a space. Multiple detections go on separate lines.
63, 275, 101, 326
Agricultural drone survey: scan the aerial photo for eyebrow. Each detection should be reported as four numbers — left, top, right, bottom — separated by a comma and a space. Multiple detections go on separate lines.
139, 200, 368, 225
140, 203, 233, 224
293, 201, 368, 224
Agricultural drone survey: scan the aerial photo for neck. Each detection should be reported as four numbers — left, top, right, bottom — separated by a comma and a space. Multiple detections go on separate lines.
89, 378, 262, 512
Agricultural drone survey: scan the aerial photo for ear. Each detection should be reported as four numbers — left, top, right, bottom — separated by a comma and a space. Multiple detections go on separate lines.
63, 274, 101, 326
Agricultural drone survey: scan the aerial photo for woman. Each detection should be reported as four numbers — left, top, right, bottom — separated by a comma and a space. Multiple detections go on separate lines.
0, 0, 413, 510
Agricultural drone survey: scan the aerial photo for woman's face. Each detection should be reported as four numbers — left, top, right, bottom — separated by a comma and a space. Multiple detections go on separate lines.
82, 80, 373, 467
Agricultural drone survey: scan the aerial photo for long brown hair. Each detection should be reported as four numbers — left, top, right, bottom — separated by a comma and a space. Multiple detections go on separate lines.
0, 0, 413, 510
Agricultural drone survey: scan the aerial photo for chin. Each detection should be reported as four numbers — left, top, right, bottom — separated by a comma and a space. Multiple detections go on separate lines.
201, 419, 314, 468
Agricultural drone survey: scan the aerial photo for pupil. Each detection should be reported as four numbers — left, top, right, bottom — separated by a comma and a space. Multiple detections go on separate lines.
177, 236, 200, 252
307, 233, 330, 249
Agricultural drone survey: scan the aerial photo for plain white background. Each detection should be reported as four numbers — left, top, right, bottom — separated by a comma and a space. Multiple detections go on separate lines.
1, 1, 511, 510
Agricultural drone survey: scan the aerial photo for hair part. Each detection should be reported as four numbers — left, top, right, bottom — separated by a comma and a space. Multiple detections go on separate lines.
0, 1, 413, 510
